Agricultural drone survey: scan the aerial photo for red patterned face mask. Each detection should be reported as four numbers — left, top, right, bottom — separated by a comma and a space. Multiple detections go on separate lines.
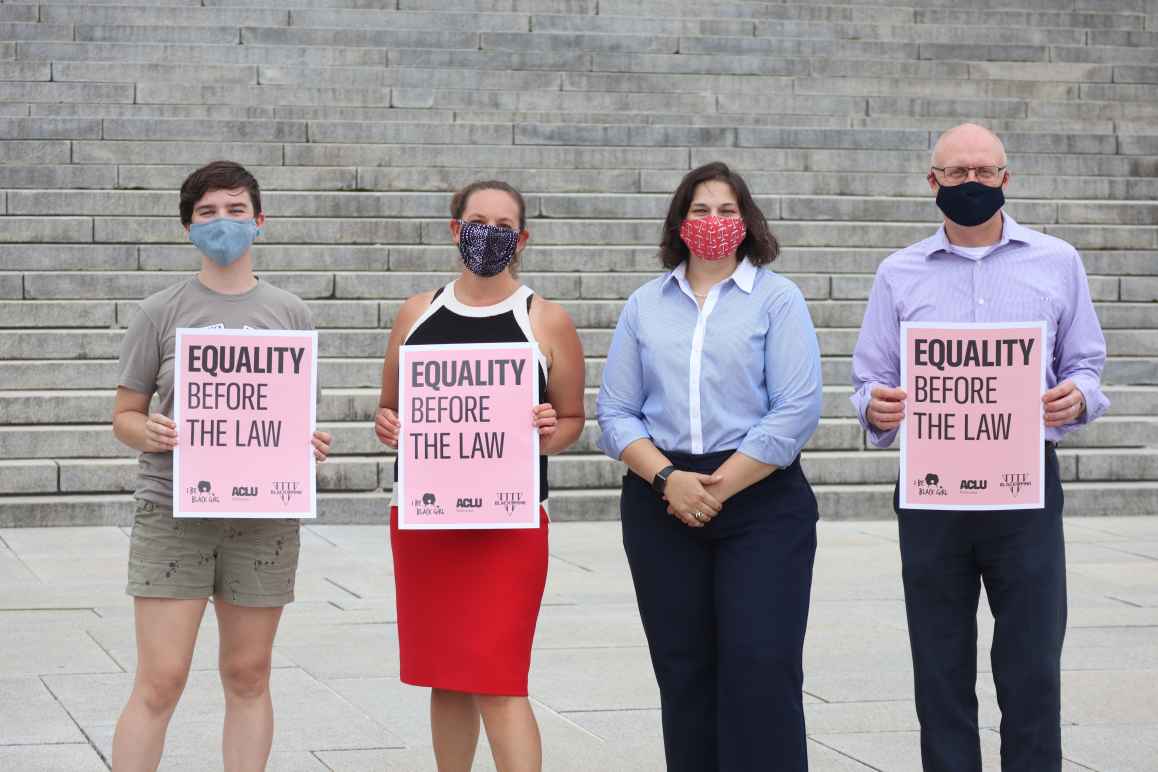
679, 216, 747, 261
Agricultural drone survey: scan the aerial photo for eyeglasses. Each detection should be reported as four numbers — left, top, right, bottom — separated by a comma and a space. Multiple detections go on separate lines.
930, 165, 1007, 184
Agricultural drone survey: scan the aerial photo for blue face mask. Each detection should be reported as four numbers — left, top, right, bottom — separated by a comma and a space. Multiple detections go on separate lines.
188, 218, 261, 267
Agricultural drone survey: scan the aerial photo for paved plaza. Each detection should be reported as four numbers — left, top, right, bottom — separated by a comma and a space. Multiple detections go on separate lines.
1, 516, 1156, 771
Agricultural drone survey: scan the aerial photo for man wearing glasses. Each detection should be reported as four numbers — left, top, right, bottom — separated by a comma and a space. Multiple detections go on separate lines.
850, 123, 1108, 771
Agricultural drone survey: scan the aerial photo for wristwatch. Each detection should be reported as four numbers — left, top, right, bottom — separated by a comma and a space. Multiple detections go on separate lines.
652, 465, 676, 496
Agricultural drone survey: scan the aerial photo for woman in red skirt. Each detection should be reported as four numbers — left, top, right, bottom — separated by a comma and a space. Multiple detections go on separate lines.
374, 180, 586, 771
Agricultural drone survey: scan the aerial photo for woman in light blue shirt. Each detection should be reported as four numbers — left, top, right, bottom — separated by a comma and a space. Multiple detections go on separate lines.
597, 162, 822, 771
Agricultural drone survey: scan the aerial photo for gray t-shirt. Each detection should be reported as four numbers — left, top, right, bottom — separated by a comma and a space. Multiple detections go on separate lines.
117, 276, 315, 506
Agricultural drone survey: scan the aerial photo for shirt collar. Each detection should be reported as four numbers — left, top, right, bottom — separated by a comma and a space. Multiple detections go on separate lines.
924, 212, 1032, 261
663, 257, 758, 294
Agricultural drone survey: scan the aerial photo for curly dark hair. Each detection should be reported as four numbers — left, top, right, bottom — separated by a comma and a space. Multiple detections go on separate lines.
658, 162, 779, 269
179, 160, 261, 226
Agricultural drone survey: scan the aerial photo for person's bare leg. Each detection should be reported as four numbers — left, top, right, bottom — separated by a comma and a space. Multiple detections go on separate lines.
477, 695, 541, 772
431, 688, 481, 772
215, 599, 283, 772
112, 597, 207, 771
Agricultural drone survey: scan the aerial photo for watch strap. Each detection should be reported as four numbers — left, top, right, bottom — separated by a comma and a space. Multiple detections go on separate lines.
652, 465, 676, 495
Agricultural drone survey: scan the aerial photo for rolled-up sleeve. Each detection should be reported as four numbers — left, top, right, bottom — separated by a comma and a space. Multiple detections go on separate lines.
850, 268, 902, 448
1057, 249, 1109, 427
596, 294, 650, 460
738, 285, 822, 467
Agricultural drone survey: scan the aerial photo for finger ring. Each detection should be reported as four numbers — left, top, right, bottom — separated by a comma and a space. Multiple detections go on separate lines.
693, 511, 706, 522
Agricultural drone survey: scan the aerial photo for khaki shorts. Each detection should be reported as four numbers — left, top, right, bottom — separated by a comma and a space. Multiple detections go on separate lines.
127, 499, 301, 607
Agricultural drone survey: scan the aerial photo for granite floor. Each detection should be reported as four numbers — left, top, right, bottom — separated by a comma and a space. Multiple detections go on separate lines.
1, 517, 1156, 771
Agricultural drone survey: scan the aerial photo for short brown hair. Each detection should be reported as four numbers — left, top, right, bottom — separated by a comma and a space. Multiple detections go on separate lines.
179, 160, 262, 226
658, 162, 779, 269
450, 180, 527, 231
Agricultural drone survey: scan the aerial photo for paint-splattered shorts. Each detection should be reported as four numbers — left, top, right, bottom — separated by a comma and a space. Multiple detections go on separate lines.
127, 499, 300, 607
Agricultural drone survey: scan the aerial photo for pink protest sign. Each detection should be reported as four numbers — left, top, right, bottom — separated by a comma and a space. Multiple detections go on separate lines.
397, 342, 540, 530
172, 328, 317, 518
899, 322, 1046, 510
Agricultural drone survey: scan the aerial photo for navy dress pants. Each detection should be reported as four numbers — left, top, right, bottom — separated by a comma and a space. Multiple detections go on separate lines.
621, 450, 818, 772
896, 445, 1066, 772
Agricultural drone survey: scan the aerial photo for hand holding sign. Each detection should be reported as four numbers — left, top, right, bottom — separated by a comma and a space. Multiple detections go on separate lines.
375, 407, 401, 448
312, 430, 332, 462
868, 386, 907, 432
532, 403, 558, 438
1042, 379, 1085, 427
144, 413, 179, 452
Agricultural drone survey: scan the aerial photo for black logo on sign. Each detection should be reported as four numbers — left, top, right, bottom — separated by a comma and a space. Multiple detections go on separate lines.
959, 479, 988, 493
494, 491, 527, 516
232, 485, 258, 498
186, 480, 219, 504
913, 472, 947, 498
456, 497, 482, 510
411, 493, 445, 517
271, 481, 302, 506
999, 472, 1032, 497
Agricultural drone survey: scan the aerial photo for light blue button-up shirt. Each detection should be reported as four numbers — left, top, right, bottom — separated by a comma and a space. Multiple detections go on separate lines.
851, 213, 1110, 448
596, 258, 823, 467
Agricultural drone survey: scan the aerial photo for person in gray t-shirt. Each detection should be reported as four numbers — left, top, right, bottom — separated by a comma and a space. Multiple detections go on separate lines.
110, 161, 333, 771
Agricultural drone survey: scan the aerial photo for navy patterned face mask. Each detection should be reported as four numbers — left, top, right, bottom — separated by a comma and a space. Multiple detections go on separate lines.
456, 220, 520, 277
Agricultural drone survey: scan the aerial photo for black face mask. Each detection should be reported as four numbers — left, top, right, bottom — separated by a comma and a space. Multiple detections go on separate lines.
935, 180, 1005, 227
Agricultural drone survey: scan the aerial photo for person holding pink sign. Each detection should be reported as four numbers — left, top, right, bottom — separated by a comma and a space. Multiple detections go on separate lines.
374, 180, 585, 772
109, 161, 333, 772
851, 124, 1109, 772
597, 162, 823, 771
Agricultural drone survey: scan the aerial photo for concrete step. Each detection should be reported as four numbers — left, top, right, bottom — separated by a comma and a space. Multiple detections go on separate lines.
4, 325, 1156, 362
3, 479, 1157, 527
5, 295, 1156, 332
8, 448, 1157, 497
0, 417, 873, 460
1, 0, 1155, 528
11, 190, 1158, 226
5, 164, 1156, 200
1, 266, 1131, 305
3, 383, 1154, 427
2, 351, 1156, 391
5, 214, 1155, 252
4, 414, 1158, 463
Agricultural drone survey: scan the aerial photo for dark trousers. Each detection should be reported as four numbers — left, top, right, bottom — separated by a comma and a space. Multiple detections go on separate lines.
621, 450, 818, 772
896, 445, 1066, 772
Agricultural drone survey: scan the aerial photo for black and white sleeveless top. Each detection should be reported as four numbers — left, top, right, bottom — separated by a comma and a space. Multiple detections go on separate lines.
392, 281, 551, 508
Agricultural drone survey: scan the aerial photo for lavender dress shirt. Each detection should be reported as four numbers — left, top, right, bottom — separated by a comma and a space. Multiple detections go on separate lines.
850, 213, 1109, 448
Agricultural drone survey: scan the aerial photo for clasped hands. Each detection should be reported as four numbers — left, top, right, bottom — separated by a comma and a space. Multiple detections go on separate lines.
663, 470, 726, 529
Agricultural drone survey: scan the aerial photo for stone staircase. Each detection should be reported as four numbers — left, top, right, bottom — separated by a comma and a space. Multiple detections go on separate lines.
1, 0, 1156, 525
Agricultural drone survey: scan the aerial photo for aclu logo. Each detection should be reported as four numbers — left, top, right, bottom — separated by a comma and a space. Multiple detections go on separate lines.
959, 478, 988, 494
270, 481, 302, 506
494, 491, 527, 516
913, 472, 947, 498
411, 493, 444, 517
232, 485, 258, 498
456, 496, 482, 511
186, 480, 219, 505
1000, 472, 1033, 497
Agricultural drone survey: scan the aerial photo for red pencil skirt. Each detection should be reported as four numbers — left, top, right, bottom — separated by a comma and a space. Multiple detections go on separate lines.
389, 506, 549, 696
